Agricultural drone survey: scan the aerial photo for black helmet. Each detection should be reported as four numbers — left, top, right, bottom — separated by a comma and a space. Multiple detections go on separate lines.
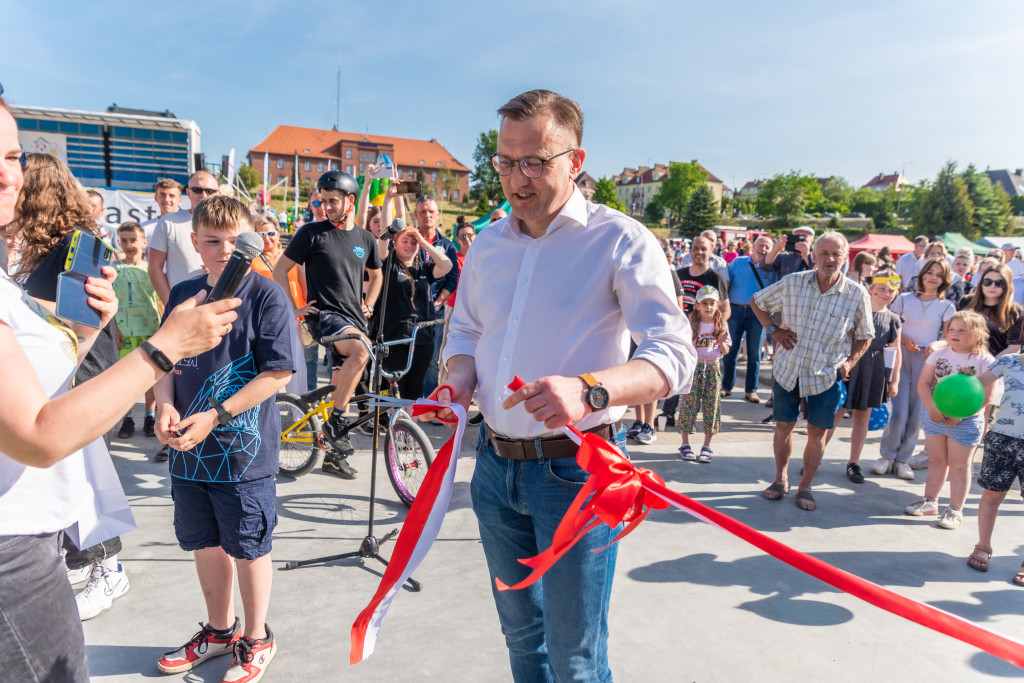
316, 170, 359, 196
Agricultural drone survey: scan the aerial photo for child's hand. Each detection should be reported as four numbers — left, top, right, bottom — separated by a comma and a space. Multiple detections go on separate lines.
155, 407, 180, 445
904, 338, 921, 353
887, 381, 899, 398
168, 410, 218, 451
927, 408, 945, 424
941, 415, 961, 427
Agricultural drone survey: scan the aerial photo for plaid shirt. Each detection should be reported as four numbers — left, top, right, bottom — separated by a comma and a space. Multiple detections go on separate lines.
754, 270, 874, 397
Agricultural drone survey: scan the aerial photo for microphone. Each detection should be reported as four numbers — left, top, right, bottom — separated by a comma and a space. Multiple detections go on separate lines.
378, 218, 405, 241
207, 231, 265, 302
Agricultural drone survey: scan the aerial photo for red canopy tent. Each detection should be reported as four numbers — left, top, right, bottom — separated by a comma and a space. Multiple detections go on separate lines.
847, 234, 915, 263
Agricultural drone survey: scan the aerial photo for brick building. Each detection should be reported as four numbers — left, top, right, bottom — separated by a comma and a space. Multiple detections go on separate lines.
248, 125, 470, 201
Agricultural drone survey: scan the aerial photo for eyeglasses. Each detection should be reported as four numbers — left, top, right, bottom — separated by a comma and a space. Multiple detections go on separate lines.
188, 186, 218, 196
490, 149, 575, 178
457, 233, 474, 241
982, 278, 1007, 289
416, 195, 436, 203
259, 230, 278, 238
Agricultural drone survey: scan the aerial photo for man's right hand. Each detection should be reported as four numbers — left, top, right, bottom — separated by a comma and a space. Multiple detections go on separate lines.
419, 381, 473, 426
771, 327, 797, 350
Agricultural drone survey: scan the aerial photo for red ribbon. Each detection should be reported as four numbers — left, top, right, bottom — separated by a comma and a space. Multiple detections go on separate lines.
498, 376, 1024, 668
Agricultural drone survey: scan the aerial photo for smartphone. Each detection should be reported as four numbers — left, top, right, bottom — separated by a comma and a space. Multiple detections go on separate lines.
55, 230, 118, 327
784, 234, 807, 252
396, 181, 422, 195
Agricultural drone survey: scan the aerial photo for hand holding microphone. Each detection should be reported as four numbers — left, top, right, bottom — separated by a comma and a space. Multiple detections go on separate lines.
208, 231, 265, 302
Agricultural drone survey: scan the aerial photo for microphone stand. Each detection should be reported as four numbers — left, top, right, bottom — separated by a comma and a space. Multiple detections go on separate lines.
285, 231, 421, 591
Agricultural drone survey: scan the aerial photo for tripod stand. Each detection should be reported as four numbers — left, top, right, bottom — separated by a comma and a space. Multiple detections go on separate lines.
284, 226, 421, 591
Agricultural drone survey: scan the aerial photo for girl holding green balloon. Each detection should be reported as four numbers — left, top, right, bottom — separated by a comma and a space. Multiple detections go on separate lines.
907, 310, 994, 529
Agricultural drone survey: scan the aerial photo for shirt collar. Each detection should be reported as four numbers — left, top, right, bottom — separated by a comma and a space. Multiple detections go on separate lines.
505, 187, 587, 240
803, 268, 850, 295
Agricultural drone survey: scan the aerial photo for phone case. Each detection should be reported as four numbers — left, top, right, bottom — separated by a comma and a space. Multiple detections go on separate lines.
55, 230, 118, 327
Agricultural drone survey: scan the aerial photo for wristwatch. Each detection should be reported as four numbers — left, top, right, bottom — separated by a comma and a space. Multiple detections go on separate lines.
208, 397, 234, 426
140, 341, 174, 374
578, 373, 610, 411
765, 325, 777, 336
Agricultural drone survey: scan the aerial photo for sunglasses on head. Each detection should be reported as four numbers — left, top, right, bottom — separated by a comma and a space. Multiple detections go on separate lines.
416, 195, 436, 203
189, 186, 218, 196
982, 277, 1007, 289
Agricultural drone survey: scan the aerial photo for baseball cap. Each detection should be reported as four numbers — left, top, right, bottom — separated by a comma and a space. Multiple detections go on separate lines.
1002, 242, 1017, 250
696, 285, 721, 303
793, 226, 815, 237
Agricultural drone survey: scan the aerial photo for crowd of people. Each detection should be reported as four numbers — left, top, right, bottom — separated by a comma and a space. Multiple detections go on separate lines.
4, 81, 1024, 683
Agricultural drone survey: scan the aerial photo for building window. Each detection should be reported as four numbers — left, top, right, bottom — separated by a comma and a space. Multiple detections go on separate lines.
304, 161, 311, 171
431, 171, 438, 181
317, 162, 324, 172
278, 175, 285, 182
276, 158, 284, 169
345, 149, 352, 159
359, 163, 364, 172
346, 165, 353, 174
359, 152, 365, 161
453, 190, 460, 200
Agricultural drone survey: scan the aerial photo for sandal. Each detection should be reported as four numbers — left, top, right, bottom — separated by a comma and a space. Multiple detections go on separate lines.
697, 447, 712, 464
795, 490, 817, 511
761, 481, 789, 501
678, 445, 696, 461
1013, 562, 1024, 587
967, 544, 992, 573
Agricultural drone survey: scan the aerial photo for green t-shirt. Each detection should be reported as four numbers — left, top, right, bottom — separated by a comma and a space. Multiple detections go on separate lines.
113, 262, 160, 338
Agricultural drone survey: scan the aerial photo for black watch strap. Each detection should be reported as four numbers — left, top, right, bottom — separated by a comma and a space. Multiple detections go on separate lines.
141, 341, 174, 373
208, 397, 233, 426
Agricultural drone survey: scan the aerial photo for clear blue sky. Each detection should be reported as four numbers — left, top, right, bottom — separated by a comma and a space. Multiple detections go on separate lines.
5, 0, 1023, 189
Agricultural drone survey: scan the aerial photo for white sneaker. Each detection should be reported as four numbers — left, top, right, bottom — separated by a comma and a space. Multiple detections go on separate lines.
908, 451, 930, 470
76, 563, 129, 621
904, 498, 939, 516
937, 507, 963, 530
870, 458, 893, 476
66, 564, 92, 585
895, 462, 915, 480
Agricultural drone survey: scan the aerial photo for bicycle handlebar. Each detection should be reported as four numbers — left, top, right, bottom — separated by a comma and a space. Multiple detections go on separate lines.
317, 317, 445, 381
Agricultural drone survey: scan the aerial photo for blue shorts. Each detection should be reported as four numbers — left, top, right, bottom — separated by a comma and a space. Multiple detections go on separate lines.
170, 475, 277, 560
772, 378, 842, 431
920, 409, 984, 447
313, 311, 366, 368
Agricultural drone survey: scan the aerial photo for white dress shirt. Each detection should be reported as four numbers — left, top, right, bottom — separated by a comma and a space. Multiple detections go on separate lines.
444, 188, 695, 439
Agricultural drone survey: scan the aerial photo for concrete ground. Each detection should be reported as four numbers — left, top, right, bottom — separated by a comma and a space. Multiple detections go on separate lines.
83, 383, 1024, 682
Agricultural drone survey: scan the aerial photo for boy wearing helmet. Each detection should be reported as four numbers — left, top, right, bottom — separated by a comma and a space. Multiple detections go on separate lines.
273, 171, 382, 478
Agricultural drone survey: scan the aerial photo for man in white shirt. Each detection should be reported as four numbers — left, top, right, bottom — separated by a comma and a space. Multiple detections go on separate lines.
895, 235, 928, 290
148, 171, 218, 304
433, 90, 694, 682
1002, 243, 1024, 279
140, 178, 184, 248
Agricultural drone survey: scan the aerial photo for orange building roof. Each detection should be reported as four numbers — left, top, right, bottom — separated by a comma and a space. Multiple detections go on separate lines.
251, 125, 469, 173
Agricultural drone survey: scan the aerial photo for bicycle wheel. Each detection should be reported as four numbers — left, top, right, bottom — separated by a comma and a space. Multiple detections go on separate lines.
384, 417, 435, 507
277, 393, 323, 478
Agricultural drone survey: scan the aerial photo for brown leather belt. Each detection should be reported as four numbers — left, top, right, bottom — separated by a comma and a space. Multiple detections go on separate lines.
489, 421, 622, 461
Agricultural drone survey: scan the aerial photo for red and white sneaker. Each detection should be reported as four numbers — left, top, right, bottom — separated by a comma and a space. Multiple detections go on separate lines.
157, 618, 241, 674
222, 625, 277, 683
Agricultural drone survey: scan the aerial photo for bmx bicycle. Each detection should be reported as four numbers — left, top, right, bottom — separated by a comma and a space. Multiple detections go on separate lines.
275, 319, 442, 507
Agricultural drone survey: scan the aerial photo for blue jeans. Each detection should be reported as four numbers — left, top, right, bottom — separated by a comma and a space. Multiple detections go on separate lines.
721, 305, 765, 393
471, 424, 625, 683
303, 344, 320, 392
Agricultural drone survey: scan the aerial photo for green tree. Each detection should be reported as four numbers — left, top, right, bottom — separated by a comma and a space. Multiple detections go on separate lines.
961, 164, 1012, 236
644, 195, 665, 224
911, 161, 974, 238
592, 177, 627, 212
754, 172, 824, 226
471, 129, 504, 204
437, 167, 460, 205
680, 184, 719, 237
814, 176, 852, 214
652, 162, 708, 224
237, 164, 260, 191
476, 189, 491, 214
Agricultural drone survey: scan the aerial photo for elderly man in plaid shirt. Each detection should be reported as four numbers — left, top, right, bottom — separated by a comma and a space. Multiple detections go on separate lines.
750, 232, 874, 511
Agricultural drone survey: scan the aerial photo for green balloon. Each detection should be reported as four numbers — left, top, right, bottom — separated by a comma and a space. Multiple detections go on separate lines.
933, 373, 985, 419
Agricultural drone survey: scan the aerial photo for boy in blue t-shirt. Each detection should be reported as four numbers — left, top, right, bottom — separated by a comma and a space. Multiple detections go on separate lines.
154, 196, 295, 682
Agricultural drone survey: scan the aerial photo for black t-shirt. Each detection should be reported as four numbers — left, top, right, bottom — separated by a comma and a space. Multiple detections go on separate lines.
23, 234, 119, 385
676, 266, 727, 314
958, 298, 1022, 355
164, 272, 297, 482
283, 220, 381, 329
372, 256, 440, 341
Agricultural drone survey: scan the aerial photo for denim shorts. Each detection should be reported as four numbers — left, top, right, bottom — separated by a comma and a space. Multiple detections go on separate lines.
920, 409, 984, 447
170, 475, 277, 560
772, 378, 842, 431
978, 430, 1024, 493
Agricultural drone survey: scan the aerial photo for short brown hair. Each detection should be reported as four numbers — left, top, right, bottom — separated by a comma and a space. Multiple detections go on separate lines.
191, 195, 252, 234
117, 221, 145, 237
498, 90, 583, 146
154, 178, 182, 193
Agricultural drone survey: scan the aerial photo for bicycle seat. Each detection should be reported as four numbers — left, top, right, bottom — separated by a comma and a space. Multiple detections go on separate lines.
301, 385, 336, 405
